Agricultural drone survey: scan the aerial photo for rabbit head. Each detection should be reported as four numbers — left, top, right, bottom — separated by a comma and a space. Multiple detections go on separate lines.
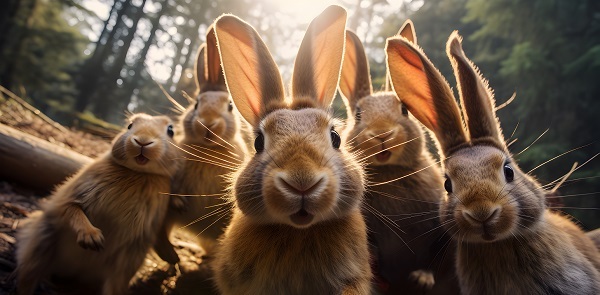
181, 26, 239, 147
214, 5, 365, 229
111, 113, 179, 177
340, 21, 425, 167
386, 30, 545, 243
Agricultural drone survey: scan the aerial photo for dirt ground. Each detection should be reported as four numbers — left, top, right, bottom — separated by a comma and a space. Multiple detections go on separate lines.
0, 99, 219, 294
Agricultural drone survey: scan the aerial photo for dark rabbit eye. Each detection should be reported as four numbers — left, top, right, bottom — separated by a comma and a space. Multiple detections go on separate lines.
355, 107, 361, 122
254, 132, 265, 153
167, 125, 174, 138
194, 101, 199, 110
504, 163, 514, 182
330, 128, 341, 149
401, 104, 409, 116
228, 100, 233, 112
444, 175, 452, 193
127, 123, 133, 130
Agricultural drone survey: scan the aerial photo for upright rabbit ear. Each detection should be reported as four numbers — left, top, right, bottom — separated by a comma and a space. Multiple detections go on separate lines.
339, 30, 372, 113
214, 15, 285, 127
447, 32, 504, 148
292, 5, 347, 108
194, 44, 207, 92
385, 19, 417, 114
397, 19, 417, 43
386, 36, 467, 154
204, 25, 227, 92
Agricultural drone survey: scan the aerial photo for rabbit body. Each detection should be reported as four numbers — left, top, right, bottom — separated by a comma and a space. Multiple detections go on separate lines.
456, 209, 600, 294
340, 27, 458, 294
154, 28, 248, 263
386, 28, 600, 294
16, 114, 178, 295
216, 208, 370, 294
212, 6, 372, 294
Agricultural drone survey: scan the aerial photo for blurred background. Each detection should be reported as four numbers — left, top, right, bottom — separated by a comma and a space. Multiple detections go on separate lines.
0, 0, 598, 228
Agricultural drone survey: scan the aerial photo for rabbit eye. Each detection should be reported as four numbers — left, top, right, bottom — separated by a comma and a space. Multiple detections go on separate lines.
330, 128, 341, 149
228, 100, 233, 112
254, 132, 265, 153
504, 163, 514, 182
444, 175, 452, 193
355, 107, 361, 122
167, 125, 174, 138
401, 105, 409, 116
127, 123, 133, 130
194, 101, 199, 110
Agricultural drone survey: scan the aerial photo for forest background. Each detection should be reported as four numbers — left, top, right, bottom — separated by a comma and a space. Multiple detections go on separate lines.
1, 0, 599, 228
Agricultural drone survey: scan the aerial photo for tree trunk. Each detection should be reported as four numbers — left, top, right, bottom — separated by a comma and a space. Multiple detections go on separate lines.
121, 1, 168, 102
74, 0, 131, 113
0, 124, 92, 192
93, 0, 148, 119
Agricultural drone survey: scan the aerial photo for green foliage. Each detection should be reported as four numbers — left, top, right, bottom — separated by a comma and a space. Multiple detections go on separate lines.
1, 0, 87, 108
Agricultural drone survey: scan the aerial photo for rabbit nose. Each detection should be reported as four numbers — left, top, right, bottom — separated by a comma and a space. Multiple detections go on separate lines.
369, 130, 394, 140
275, 174, 326, 197
133, 138, 154, 147
462, 207, 501, 225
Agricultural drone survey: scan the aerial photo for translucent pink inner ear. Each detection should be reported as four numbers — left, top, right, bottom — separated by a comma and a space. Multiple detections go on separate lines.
387, 39, 438, 132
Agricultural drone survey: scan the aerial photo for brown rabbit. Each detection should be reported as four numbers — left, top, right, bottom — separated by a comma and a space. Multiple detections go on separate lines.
386, 29, 600, 294
339, 22, 459, 294
15, 114, 179, 295
153, 26, 248, 264
211, 5, 371, 294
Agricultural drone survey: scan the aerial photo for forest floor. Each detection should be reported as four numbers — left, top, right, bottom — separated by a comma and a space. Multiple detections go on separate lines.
0, 99, 218, 294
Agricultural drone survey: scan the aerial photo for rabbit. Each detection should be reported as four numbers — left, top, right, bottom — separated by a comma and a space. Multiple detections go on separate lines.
386, 28, 600, 294
153, 26, 249, 265
15, 113, 179, 295
339, 21, 459, 294
210, 5, 372, 294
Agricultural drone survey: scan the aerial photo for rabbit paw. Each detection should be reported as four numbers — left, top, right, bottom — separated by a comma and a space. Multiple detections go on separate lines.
77, 226, 104, 251
171, 196, 188, 212
409, 269, 435, 291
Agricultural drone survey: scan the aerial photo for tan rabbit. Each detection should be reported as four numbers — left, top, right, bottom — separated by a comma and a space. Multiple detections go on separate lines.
386, 29, 600, 294
153, 26, 249, 264
15, 114, 179, 295
211, 5, 371, 294
339, 22, 459, 294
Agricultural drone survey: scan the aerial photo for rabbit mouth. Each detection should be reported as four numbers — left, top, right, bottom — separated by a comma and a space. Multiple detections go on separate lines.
375, 151, 392, 162
135, 154, 149, 165
290, 209, 314, 226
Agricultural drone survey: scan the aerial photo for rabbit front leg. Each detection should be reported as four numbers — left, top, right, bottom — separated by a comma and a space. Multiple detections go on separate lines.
63, 203, 104, 251
153, 218, 180, 264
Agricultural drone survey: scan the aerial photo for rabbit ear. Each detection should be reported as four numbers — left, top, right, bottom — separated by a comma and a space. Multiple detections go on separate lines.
292, 5, 347, 108
447, 32, 504, 147
214, 15, 285, 127
386, 36, 467, 154
194, 44, 207, 92
397, 19, 417, 43
385, 19, 417, 97
204, 25, 227, 91
339, 30, 372, 113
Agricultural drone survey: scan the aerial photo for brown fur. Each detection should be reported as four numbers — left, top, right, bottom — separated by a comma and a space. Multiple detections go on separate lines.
15, 114, 179, 295
340, 26, 459, 294
213, 6, 372, 294
386, 28, 600, 294
154, 27, 248, 264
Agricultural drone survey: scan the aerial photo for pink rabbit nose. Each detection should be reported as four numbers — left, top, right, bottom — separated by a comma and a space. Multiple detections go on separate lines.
134, 139, 154, 147
462, 207, 501, 225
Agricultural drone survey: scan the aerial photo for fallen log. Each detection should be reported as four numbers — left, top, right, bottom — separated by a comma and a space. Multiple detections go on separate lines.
0, 124, 92, 192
